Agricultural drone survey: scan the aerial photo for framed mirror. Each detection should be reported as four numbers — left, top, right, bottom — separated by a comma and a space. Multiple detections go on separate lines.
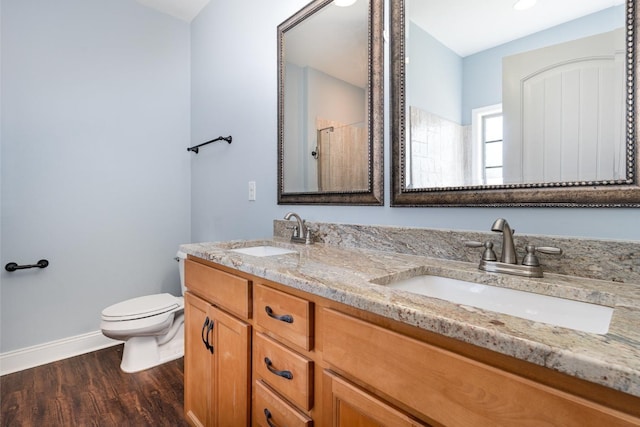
391, 0, 640, 207
278, 0, 384, 205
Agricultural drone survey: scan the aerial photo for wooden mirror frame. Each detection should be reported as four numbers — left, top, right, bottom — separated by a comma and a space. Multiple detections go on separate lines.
390, 0, 640, 207
277, 0, 384, 205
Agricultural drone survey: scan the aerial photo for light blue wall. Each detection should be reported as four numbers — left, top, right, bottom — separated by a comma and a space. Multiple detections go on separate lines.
407, 21, 462, 123
283, 63, 306, 191
0, 0, 637, 356
305, 67, 366, 190
190, 0, 301, 242
282, 64, 365, 192
191, 0, 639, 244
0, 0, 191, 352
462, 6, 624, 125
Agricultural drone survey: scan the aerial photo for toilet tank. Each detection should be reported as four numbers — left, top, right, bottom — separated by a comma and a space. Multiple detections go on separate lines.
176, 251, 188, 295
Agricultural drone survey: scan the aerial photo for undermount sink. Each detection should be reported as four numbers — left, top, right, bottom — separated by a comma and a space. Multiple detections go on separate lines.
383, 275, 613, 334
229, 246, 297, 257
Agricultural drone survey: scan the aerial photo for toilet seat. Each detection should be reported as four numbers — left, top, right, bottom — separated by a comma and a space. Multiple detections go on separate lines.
102, 293, 181, 322
100, 251, 187, 373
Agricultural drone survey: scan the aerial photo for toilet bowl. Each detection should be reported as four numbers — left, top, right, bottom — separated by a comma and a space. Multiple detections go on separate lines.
100, 251, 187, 373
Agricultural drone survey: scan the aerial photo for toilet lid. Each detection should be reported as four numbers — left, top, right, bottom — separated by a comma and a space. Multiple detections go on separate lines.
102, 293, 180, 321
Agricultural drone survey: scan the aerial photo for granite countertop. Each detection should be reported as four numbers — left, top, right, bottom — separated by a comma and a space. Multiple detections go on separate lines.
180, 238, 640, 398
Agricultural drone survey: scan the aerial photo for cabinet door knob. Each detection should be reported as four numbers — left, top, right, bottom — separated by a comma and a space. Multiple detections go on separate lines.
265, 306, 294, 324
264, 357, 293, 380
263, 408, 278, 427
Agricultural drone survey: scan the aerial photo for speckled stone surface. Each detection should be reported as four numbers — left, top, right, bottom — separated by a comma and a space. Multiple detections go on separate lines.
274, 220, 640, 284
181, 223, 640, 398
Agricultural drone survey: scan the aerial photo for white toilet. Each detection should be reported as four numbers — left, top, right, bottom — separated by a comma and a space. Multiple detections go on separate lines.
100, 251, 187, 373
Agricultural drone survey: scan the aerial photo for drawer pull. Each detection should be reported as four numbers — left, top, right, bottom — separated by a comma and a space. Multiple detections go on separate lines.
265, 306, 294, 323
264, 357, 293, 380
201, 317, 214, 354
263, 408, 279, 427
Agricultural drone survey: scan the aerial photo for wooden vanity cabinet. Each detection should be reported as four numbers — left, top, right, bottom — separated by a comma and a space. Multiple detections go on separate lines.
183, 256, 640, 427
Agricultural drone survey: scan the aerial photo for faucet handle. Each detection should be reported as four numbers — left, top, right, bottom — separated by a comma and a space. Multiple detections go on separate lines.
464, 241, 497, 261
536, 246, 563, 255
464, 240, 483, 248
522, 245, 562, 267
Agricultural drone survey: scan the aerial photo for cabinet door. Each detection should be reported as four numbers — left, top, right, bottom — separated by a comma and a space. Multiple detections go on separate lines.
184, 292, 213, 427
323, 371, 426, 427
211, 306, 251, 427
185, 292, 252, 427
323, 309, 640, 426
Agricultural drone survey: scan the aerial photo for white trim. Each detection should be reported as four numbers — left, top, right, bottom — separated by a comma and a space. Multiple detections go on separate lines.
471, 103, 503, 185
0, 331, 120, 376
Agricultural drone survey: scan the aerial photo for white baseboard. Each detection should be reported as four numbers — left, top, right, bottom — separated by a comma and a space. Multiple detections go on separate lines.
0, 331, 120, 376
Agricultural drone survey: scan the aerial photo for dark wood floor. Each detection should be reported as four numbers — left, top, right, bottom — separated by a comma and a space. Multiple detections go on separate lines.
1, 345, 189, 427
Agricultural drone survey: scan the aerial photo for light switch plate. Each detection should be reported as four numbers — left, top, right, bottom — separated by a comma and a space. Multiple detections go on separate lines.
248, 181, 256, 201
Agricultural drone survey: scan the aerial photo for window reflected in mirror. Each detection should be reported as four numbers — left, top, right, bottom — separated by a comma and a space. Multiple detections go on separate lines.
391, 0, 640, 206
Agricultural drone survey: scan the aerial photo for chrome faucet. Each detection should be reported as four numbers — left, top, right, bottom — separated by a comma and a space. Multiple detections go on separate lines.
491, 218, 517, 264
283, 212, 312, 244
465, 218, 562, 278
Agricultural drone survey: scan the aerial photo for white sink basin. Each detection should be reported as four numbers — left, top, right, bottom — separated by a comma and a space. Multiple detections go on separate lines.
385, 275, 613, 334
229, 246, 297, 257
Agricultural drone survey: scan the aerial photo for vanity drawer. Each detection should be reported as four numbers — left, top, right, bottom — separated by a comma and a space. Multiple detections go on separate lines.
322, 308, 639, 427
254, 332, 314, 411
184, 259, 251, 319
255, 284, 313, 351
254, 380, 313, 427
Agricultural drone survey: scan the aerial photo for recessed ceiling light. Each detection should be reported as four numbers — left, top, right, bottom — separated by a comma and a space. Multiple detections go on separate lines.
513, 0, 537, 10
334, 0, 357, 6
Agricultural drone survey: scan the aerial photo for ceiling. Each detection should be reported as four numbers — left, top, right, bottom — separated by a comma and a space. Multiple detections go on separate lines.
135, 0, 624, 85
135, 0, 210, 22
285, 0, 370, 89
134, 1, 624, 57
410, 0, 625, 57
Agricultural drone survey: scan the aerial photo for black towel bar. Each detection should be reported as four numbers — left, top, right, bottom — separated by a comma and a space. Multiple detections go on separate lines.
5, 259, 49, 272
187, 135, 232, 154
